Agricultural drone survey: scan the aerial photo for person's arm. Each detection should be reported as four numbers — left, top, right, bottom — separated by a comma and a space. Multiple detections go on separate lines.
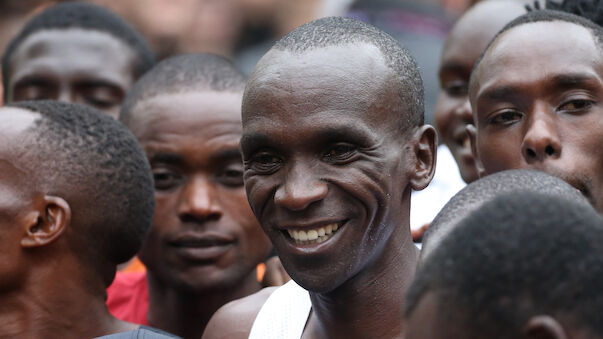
202, 287, 277, 339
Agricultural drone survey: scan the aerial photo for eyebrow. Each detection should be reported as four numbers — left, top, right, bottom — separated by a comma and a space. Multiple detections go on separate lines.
547, 73, 601, 92
210, 148, 242, 161
479, 85, 521, 103
149, 153, 184, 165
241, 124, 374, 154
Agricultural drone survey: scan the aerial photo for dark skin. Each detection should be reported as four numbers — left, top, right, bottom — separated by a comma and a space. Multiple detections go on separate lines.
405, 291, 592, 339
468, 21, 603, 213
434, 0, 525, 184
6, 29, 137, 118
203, 43, 437, 339
128, 91, 272, 339
0, 107, 136, 338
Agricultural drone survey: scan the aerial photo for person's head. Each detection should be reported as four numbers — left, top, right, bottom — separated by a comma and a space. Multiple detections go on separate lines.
434, 0, 526, 183
467, 10, 603, 213
120, 53, 272, 293
0, 100, 154, 290
405, 191, 603, 339
240, 16, 437, 293
540, 0, 603, 26
420, 169, 587, 261
2, 2, 155, 118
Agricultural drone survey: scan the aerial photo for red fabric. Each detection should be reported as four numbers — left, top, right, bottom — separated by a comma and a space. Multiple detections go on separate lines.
107, 271, 149, 325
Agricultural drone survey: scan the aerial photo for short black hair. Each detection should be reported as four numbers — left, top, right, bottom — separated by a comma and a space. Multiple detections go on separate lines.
268, 16, 424, 131
120, 53, 247, 126
6, 100, 155, 269
407, 191, 603, 338
422, 169, 586, 250
470, 9, 602, 91
535, 0, 603, 26
2, 2, 155, 100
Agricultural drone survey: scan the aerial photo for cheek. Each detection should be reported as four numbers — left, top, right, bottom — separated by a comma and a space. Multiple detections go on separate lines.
477, 130, 523, 172
244, 175, 275, 219
434, 94, 461, 138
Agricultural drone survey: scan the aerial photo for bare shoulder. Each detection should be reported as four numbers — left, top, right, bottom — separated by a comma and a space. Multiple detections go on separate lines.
202, 287, 278, 339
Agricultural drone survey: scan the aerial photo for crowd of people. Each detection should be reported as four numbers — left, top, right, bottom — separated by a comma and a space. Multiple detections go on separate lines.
0, 0, 601, 338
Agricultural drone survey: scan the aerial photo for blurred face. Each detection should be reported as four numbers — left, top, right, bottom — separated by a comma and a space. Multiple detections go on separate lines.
434, 1, 525, 183
7, 29, 137, 118
471, 22, 603, 213
130, 91, 271, 292
0, 108, 39, 292
241, 44, 414, 292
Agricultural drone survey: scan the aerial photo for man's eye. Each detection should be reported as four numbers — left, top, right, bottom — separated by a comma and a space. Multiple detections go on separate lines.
489, 111, 523, 125
443, 81, 468, 97
559, 99, 595, 113
217, 167, 244, 187
153, 169, 182, 190
247, 153, 282, 174
323, 144, 356, 163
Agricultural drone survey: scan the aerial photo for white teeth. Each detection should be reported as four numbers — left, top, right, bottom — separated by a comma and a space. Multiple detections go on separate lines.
286, 223, 340, 244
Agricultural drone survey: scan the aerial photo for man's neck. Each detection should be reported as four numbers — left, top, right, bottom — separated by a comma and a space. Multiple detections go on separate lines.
0, 264, 134, 338
305, 226, 418, 339
146, 269, 262, 339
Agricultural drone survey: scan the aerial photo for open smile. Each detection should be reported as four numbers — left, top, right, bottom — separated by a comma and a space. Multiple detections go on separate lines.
281, 221, 345, 246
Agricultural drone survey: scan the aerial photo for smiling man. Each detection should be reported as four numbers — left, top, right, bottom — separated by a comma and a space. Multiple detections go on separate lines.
467, 10, 603, 213
111, 54, 272, 339
203, 17, 436, 339
2, 2, 155, 118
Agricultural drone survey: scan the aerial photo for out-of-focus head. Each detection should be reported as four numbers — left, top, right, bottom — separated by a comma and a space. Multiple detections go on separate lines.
420, 169, 587, 261
121, 54, 272, 293
241, 16, 436, 293
406, 191, 603, 339
2, 2, 155, 118
434, 0, 526, 183
0, 100, 154, 289
540, 0, 603, 26
468, 10, 603, 213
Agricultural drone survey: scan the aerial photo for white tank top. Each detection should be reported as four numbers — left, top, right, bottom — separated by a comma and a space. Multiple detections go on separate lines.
248, 280, 312, 339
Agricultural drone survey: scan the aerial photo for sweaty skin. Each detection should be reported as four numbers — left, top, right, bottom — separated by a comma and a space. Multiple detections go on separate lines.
469, 21, 603, 213
434, 0, 526, 183
128, 91, 272, 339
0, 107, 136, 339
203, 43, 436, 339
6, 29, 137, 118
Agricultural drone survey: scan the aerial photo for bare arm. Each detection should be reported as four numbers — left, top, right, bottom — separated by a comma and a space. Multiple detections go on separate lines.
202, 287, 277, 339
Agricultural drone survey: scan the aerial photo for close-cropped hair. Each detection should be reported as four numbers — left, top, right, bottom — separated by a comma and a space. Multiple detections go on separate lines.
266, 16, 424, 132
422, 169, 586, 248
469, 9, 602, 89
6, 100, 155, 268
532, 0, 603, 26
120, 53, 247, 125
407, 191, 603, 338
2, 2, 155, 100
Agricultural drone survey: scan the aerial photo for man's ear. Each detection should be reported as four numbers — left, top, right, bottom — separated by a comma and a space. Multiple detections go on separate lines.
523, 315, 568, 339
409, 125, 437, 191
466, 124, 486, 178
21, 196, 71, 248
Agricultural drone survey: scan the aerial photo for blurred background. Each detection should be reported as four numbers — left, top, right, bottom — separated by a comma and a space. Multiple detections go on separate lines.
0, 0, 481, 123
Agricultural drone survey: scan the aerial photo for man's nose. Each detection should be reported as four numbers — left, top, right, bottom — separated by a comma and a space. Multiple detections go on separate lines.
274, 162, 328, 211
521, 109, 561, 163
178, 176, 222, 223
455, 98, 473, 124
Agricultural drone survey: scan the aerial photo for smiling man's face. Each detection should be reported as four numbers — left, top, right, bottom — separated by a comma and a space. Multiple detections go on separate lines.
470, 21, 603, 213
241, 43, 417, 292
